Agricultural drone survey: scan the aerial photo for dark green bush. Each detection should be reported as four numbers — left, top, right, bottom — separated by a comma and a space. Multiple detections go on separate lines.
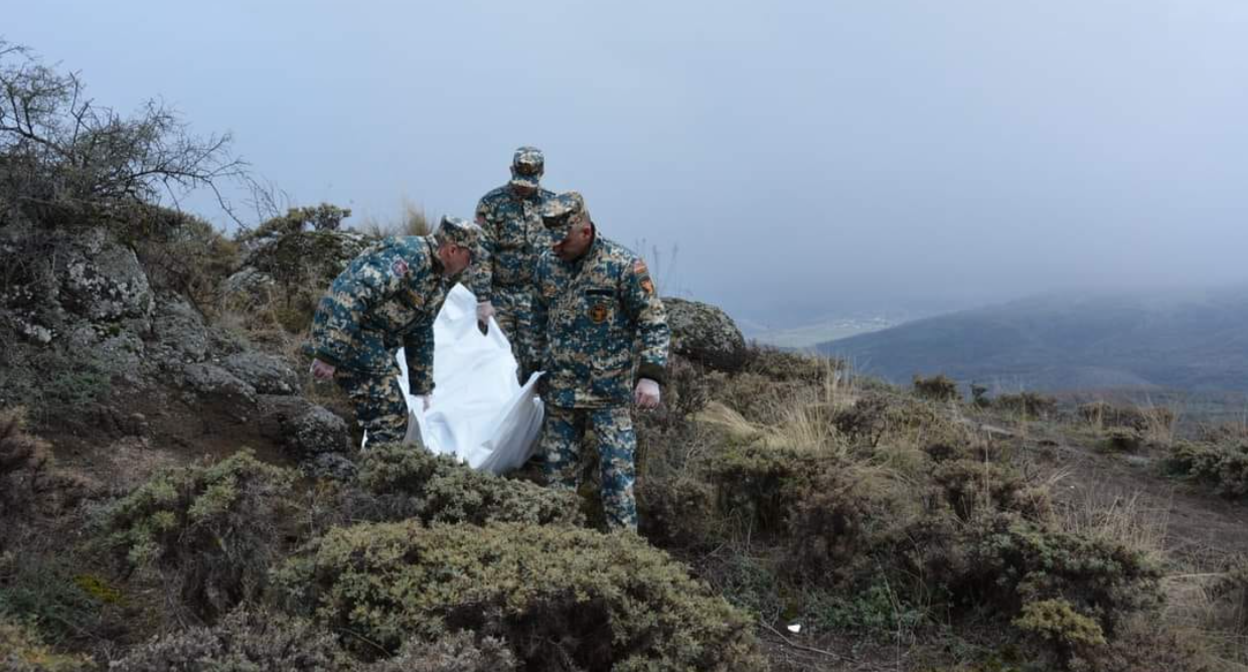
955, 513, 1162, 635
784, 465, 916, 585
636, 474, 716, 549
707, 443, 824, 533
101, 450, 297, 622
808, 579, 925, 634
1165, 441, 1248, 498
275, 521, 766, 671
348, 443, 583, 526
913, 373, 961, 402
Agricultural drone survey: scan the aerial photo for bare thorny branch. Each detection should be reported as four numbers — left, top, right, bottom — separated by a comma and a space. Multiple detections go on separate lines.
0, 39, 253, 230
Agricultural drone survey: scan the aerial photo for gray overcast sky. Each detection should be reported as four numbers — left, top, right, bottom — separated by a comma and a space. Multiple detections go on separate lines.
10, 1, 1248, 326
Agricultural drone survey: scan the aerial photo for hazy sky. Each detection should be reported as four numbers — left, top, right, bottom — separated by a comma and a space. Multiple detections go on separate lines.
10, 1, 1248, 326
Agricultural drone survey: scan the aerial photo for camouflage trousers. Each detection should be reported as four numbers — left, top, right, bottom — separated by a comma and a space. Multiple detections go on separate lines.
492, 285, 537, 382
335, 367, 408, 445
539, 404, 637, 530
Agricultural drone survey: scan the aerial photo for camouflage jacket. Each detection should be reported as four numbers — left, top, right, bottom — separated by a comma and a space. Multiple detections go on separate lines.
532, 233, 670, 408
465, 184, 555, 300
310, 235, 448, 395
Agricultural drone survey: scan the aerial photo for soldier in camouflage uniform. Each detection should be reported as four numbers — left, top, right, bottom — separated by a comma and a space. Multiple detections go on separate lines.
532, 192, 670, 531
309, 216, 485, 444
467, 147, 556, 380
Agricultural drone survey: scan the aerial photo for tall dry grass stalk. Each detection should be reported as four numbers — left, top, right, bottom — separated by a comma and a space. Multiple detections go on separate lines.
1162, 569, 1248, 671
1054, 487, 1169, 558
1136, 398, 1182, 444
1054, 484, 1248, 669
356, 198, 431, 238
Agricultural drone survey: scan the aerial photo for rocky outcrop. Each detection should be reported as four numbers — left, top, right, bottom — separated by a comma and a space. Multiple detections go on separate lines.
221, 352, 301, 396
1, 226, 153, 346
257, 395, 351, 458
662, 297, 747, 372
60, 227, 154, 323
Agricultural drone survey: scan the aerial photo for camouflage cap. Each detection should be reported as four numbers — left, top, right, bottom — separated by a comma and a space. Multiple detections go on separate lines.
509, 146, 544, 190
540, 191, 589, 237
436, 215, 485, 262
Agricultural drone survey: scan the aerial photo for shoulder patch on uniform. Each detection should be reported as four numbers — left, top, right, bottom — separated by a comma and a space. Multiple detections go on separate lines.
390, 259, 409, 278
632, 259, 648, 276
640, 277, 655, 295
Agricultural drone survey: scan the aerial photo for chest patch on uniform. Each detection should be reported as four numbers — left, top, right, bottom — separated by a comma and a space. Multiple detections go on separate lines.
390, 259, 410, 278
640, 277, 655, 295
589, 303, 609, 323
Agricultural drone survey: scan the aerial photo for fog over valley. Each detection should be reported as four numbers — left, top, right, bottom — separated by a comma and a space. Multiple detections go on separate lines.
11, 0, 1248, 330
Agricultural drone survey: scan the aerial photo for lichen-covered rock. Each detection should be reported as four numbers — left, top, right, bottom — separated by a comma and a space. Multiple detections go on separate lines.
257, 396, 350, 457
221, 351, 301, 395
182, 362, 257, 410
662, 297, 747, 372
149, 295, 211, 365
60, 227, 154, 323
290, 404, 351, 455
220, 266, 276, 307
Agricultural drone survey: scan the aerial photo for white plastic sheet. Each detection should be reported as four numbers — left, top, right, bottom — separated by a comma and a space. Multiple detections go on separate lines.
392, 284, 544, 474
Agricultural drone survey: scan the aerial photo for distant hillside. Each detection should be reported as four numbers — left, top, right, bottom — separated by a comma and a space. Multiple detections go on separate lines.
818, 286, 1248, 392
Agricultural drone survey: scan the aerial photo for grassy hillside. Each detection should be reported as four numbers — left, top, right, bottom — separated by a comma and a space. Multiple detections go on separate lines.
818, 286, 1248, 393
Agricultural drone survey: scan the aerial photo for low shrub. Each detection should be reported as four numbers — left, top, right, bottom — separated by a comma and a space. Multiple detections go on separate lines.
955, 513, 1162, 635
134, 208, 240, 311
275, 521, 766, 671
993, 392, 1057, 419
931, 459, 1052, 523
636, 474, 717, 549
1012, 598, 1106, 663
834, 392, 971, 449
365, 632, 516, 672
807, 579, 925, 634
0, 615, 92, 671
0, 409, 89, 546
785, 465, 918, 585
0, 408, 53, 519
0, 555, 111, 646
110, 608, 351, 672
1165, 441, 1248, 499
1211, 557, 1248, 635
348, 443, 583, 526
1079, 401, 1175, 434
1196, 421, 1248, 444
742, 345, 837, 384
1103, 428, 1143, 453
707, 443, 824, 534
101, 450, 297, 622
913, 373, 961, 402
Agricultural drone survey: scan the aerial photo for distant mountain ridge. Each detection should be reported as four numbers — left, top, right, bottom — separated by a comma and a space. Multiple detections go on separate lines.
817, 286, 1248, 392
